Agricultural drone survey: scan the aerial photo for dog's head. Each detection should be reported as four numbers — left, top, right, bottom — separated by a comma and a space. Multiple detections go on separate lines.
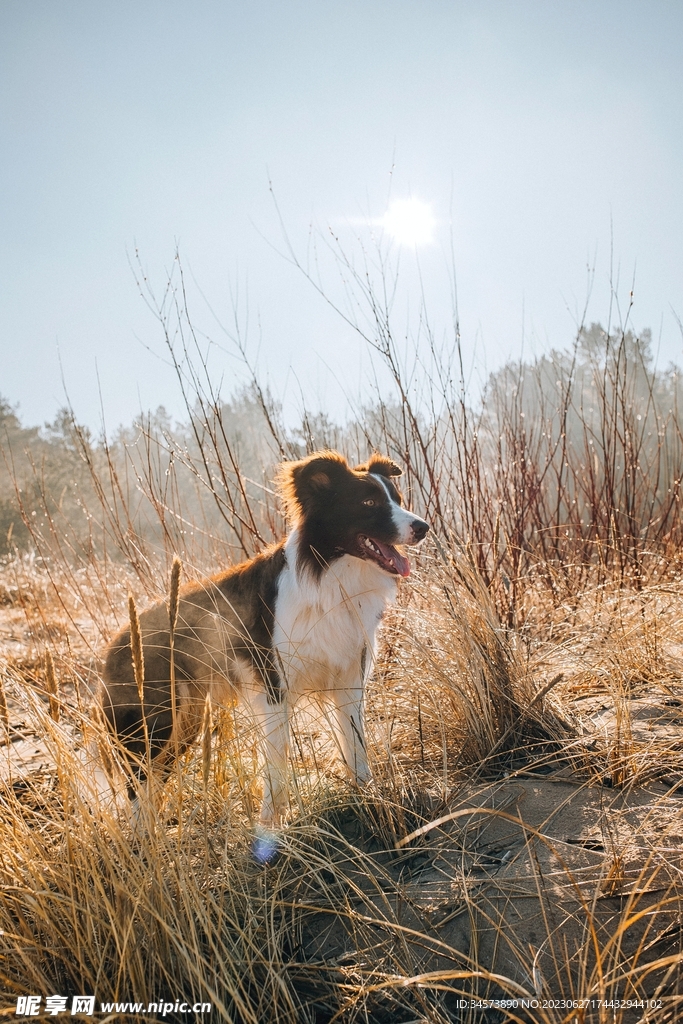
278, 450, 429, 578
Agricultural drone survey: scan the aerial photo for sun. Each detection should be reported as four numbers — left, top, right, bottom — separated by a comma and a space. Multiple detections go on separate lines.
381, 198, 436, 246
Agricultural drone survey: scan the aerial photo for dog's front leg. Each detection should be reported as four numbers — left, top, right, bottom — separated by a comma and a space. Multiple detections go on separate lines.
247, 690, 290, 826
329, 686, 370, 786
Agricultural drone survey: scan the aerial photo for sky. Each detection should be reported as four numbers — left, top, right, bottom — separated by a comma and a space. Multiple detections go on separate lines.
2, 0, 683, 431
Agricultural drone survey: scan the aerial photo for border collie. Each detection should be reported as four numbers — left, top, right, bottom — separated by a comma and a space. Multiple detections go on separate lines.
100, 451, 429, 824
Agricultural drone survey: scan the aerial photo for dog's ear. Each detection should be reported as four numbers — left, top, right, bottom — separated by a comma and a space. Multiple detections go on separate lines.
355, 453, 403, 478
277, 451, 350, 520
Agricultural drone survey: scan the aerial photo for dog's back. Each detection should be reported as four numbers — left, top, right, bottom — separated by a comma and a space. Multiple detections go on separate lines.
101, 542, 286, 769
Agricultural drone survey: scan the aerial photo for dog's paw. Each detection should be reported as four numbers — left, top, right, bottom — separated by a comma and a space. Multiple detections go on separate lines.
252, 827, 281, 865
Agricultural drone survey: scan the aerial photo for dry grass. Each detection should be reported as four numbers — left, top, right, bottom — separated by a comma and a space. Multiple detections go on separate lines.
2, 544, 683, 1023
3, 256, 683, 1020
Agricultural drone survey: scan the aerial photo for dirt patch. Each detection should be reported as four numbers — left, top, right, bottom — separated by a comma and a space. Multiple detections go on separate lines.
281, 776, 683, 1017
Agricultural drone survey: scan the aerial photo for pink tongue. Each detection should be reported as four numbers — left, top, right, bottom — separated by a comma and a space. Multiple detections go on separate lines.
375, 539, 411, 577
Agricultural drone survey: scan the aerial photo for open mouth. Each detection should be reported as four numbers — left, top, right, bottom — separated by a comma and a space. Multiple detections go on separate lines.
358, 534, 411, 577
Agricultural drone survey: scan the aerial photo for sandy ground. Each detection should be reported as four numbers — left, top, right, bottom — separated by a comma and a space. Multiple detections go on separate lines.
3, 573, 683, 1016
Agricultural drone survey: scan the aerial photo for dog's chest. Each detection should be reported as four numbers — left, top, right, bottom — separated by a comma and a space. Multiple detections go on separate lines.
272, 553, 395, 693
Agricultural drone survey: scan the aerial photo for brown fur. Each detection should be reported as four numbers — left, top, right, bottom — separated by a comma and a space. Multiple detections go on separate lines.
101, 543, 286, 782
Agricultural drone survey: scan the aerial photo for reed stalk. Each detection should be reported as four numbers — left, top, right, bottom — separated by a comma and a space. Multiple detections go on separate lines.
0, 671, 8, 735
168, 555, 182, 830
128, 592, 151, 785
45, 649, 59, 723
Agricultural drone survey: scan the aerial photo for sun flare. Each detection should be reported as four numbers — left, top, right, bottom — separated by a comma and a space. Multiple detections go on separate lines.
382, 198, 436, 246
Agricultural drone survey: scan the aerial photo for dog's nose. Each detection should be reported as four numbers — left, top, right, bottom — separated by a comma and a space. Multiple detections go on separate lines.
411, 519, 429, 542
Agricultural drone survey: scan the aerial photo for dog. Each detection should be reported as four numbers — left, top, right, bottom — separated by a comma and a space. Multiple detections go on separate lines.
99, 451, 429, 825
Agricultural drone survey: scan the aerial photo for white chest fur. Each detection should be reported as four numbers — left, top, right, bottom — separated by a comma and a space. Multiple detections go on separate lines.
272, 529, 397, 698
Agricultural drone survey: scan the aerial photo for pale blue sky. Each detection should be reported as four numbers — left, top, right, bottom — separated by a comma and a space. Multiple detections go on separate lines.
2, 0, 682, 429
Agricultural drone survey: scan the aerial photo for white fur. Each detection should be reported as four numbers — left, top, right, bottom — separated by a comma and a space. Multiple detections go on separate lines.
371, 473, 422, 542
274, 529, 396, 696
251, 528, 398, 823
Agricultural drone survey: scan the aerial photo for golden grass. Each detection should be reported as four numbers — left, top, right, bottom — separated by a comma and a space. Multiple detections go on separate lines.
2, 546, 683, 1023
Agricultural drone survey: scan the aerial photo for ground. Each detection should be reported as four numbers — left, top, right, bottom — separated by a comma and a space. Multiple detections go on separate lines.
2, 557, 683, 1022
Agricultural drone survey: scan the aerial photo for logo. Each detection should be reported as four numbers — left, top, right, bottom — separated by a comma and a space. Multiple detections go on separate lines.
15, 997, 41, 1017
16, 995, 95, 1017
70, 997, 95, 1016
46, 997, 69, 1016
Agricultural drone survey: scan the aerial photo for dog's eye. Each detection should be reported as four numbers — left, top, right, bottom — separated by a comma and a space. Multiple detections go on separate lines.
363, 498, 375, 507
